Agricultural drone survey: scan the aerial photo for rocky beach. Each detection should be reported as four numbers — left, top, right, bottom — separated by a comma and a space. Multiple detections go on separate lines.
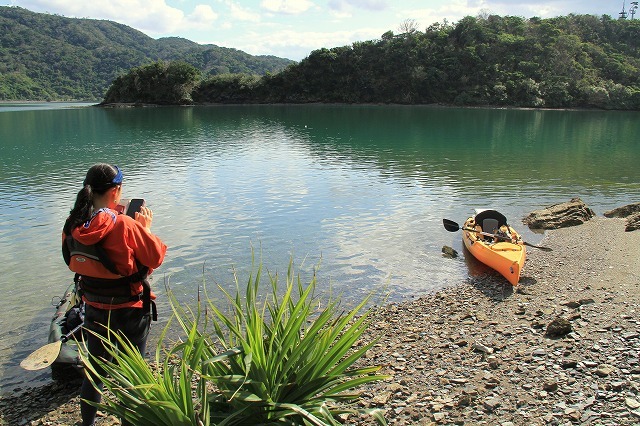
1, 216, 639, 426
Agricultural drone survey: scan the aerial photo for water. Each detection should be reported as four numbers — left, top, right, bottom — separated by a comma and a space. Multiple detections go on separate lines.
1, 103, 638, 392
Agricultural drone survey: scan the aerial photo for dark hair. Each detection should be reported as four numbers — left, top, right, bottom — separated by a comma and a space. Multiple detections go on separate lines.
65, 164, 120, 231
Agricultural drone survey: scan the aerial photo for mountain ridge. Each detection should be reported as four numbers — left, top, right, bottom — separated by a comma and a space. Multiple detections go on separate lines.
0, 6, 293, 101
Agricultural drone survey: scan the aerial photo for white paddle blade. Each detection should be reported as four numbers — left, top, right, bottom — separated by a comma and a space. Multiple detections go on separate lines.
20, 341, 62, 370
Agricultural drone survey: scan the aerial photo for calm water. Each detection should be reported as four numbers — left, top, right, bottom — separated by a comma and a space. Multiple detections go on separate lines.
1, 103, 638, 392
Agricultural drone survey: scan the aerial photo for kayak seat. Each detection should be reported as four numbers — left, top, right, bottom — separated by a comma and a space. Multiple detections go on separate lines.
482, 218, 500, 234
475, 210, 507, 228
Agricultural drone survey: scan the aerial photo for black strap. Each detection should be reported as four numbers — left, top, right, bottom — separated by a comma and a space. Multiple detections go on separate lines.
81, 267, 156, 322
140, 277, 157, 321
80, 266, 149, 288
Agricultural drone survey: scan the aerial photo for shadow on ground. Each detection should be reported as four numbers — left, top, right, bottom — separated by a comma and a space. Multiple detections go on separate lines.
0, 366, 82, 425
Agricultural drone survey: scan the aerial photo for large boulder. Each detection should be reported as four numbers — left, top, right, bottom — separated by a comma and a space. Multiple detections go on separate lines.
604, 202, 640, 218
604, 203, 640, 232
523, 198, 595, 230
625, 213, 640, 232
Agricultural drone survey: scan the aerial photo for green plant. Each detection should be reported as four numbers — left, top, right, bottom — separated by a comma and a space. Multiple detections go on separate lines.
80, 295, 238, 425
79, 258, 389, 425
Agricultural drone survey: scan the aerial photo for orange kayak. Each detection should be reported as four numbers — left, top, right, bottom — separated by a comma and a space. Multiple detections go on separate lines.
462, 211, 526, 286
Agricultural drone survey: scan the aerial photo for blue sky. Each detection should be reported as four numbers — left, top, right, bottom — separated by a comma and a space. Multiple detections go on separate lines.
2, 1, 632, 60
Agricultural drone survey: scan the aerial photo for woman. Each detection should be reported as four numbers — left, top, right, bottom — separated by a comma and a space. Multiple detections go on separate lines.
62, 163, 167, 426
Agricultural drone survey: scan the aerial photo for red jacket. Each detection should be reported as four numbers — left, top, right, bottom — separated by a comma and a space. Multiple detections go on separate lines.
63, 208, 167, 309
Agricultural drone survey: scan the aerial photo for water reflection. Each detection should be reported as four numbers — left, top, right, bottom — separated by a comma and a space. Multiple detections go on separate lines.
0, 104, 638, 392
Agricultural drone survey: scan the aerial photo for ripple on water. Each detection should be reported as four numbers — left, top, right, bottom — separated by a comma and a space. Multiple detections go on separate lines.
1, 104, 638, 391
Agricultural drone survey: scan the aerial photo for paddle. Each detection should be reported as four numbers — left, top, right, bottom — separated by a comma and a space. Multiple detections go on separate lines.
20, 322, 83, 371
443, 219, 552, 251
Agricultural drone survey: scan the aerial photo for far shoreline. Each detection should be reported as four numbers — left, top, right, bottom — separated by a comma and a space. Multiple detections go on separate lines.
2, 99, 630, 112
95, 101, 619, 112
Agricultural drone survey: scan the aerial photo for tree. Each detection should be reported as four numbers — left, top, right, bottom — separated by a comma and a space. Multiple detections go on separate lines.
101, 60, 200, 104
398, 18, 420, 34
93, 12, 640, 109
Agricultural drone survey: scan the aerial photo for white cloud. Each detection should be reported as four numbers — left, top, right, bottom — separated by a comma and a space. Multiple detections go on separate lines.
221, 26, 385, 60
225, 0, 261, 22
329, 9, 353, 19
260, 0, 315, 15
393, 0, 599, 31
330, 0, 388, 12
8, 0, 221, 34
328, 0, 388, 19
185, 5, 219, 30
454, 0, 609, 19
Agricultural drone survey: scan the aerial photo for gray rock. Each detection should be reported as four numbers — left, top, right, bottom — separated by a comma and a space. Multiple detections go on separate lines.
473, 342, 494, 354
602, 202, 640, 231
595, 364, 615, 377
432, 412, 446, 422
543, 379, 558, 392
603, 202, 640, 218
483, 398, 501, 411
561, 359, 578, 369
441, 245, 458, 258
532, 348, 547, 357
372, 392, 392, 405
522, 197, 595, 229
625, 212, 640, 232
626, 398, 640, 410
546, 316, 573, 337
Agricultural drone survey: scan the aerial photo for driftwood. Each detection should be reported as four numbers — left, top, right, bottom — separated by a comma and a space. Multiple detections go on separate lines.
522, 197, 595, 230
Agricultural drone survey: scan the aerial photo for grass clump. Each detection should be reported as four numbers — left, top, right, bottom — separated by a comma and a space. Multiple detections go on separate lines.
80, 258, 389, 425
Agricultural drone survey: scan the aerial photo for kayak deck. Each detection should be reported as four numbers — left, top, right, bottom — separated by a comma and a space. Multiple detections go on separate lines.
49, 283, 83, 370
462, 216, 526, 286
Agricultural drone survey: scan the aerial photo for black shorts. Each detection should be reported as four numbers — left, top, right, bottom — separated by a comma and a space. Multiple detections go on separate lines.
84, 305, 150, 354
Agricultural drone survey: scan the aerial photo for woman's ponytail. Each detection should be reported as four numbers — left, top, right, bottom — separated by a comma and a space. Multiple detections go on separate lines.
66, 184, 94, 230
64, 164, 120, 232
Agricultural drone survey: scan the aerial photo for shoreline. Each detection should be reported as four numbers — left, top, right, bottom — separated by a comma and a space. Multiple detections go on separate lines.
1, 217, 638, 425
350, 216, 640, 425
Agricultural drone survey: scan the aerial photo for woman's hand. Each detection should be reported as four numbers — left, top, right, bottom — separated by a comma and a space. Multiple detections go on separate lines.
135, 206, 153, 230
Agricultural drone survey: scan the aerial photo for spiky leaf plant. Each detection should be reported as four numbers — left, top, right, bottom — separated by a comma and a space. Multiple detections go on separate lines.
79, 305, 236, 425
79, 258, 388, 425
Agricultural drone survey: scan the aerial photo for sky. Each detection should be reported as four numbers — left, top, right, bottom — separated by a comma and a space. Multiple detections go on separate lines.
1, 1, 633, 60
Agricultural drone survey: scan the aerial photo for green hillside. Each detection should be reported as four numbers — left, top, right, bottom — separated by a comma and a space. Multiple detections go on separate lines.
191, 14, 640, 109
0, 6, 293, 101
4, 5, 639, 109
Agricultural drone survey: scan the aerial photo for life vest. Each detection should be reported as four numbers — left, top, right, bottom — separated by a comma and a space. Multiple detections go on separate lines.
62, 222, 157, 321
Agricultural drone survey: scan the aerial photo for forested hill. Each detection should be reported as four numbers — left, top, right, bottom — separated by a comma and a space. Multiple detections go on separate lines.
0, 6, 293, 101
193, 13, 640, 110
